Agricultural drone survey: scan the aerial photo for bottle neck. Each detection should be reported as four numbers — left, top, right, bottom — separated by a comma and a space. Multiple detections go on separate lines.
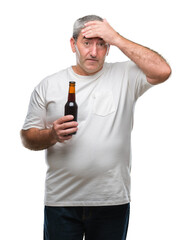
68, 93, 75, 102
68, 84, 76, 102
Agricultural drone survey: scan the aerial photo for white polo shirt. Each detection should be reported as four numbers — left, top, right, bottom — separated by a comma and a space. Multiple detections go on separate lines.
23, 61, 153, 206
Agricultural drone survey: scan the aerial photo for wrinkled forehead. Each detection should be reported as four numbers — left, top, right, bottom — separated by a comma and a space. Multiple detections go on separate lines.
77, 32, 105, 42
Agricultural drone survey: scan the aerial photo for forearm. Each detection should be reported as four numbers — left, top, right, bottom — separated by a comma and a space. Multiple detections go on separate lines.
81, 20, 171, 84
114, 34, 171, 83
21, 116, 78, 151
21, 128, 57, 151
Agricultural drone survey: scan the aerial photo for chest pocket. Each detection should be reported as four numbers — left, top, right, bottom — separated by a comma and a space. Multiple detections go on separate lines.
92, 90, 116, 117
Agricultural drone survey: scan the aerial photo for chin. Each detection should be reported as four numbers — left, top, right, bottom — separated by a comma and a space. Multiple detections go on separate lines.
85, 65, 102, 74
85, 69, 100, 75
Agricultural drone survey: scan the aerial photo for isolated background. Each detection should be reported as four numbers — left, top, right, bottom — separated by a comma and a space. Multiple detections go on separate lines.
0, 0, 191, 239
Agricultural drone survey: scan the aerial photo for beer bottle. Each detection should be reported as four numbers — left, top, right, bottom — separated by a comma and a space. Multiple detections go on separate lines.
64, 81, 78, 134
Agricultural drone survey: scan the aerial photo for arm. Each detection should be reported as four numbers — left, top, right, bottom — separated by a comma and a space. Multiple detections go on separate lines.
112, 36, 171, 85
21, 115, 78, 151
82, 19, 172, 85
20, 128, 57, 151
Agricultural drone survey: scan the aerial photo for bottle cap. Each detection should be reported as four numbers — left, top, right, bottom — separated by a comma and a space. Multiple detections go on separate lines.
69, 81, 76, 85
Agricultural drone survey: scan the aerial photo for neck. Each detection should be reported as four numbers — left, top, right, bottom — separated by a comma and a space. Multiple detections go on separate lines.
72, 65, 103, 76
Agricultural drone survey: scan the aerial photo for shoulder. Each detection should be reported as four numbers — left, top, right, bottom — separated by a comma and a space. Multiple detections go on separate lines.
42, 68, 68, 85
105, 61, 129, 68
104, 61, 138, 72
35, 68, 69, 91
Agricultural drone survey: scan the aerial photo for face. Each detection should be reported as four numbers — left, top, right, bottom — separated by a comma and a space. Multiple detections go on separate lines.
70, 32, 109, 76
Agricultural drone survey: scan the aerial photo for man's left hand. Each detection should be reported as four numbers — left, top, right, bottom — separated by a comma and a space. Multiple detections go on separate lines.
81, 19, 120, 46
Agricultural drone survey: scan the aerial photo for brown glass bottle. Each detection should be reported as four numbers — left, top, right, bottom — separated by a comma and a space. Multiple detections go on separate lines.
64, 81, 78, 134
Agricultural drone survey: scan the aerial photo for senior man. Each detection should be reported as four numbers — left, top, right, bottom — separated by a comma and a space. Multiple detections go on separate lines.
21, 15, 171, 240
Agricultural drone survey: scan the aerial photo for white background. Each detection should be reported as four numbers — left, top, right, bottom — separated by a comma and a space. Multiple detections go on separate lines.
0, 0, 191, 239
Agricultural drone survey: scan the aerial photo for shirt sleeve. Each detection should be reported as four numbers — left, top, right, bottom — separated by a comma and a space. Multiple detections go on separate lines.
127, 61, 154, 101
22, 81, 47, 130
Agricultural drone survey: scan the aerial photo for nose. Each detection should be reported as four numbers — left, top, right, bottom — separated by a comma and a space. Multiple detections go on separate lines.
90, 43, 97, 58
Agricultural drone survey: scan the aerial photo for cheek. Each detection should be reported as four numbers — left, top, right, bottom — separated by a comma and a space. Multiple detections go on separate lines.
98, 52, 107, 62
77, 50, 89, 62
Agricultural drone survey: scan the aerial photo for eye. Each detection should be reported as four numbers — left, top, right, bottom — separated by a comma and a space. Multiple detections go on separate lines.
98, 42, 105, 47
97, 42, 106, 49
83, 41, 90, 46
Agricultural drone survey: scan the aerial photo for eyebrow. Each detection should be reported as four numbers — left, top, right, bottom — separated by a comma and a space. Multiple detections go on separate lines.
83, 36, 104, 41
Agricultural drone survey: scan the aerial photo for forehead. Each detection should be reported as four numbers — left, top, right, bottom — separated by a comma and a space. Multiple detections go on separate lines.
77, 32, 105, 42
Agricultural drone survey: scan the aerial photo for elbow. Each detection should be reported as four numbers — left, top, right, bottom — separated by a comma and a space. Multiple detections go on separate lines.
20, 129, 29, 149
156, 63, 172, 84
148, 63, 172, 85
20, 129, 34, 150
161, 64, 172, 82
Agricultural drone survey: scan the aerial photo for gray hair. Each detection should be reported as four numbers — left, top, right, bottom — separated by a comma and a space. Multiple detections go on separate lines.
73, 15, 103, 41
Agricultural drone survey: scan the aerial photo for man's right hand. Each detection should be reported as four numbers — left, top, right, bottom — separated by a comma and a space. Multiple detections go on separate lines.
21, 115, 78, 151
51, 115, 78, 143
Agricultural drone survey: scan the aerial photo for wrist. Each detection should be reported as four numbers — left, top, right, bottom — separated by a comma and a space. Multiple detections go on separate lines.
112, 33, 124, 47
49, 128, 57, 145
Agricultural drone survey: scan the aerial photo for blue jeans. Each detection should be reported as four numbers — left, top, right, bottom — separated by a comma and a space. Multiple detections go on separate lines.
44, 203, 130, 240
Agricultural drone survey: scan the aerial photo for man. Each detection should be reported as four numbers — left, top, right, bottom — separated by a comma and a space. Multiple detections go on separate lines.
21, 15, 171, 240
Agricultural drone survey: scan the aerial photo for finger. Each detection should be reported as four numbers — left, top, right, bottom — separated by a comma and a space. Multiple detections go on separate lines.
64, 135, 73, 141
82, 26, 98, 35
84, 20, 101, 27
82, 26, 92, 32
82, 28, 100, 38
56, 115, 74, 124
58, 135, 72, 143
82, 31, 96, 38
61, 121, 78, 130
57, 126, 78, 142
60, 127, 78, 137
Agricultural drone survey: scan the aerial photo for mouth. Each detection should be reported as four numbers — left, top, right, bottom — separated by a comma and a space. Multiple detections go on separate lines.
86, 59, 98, 62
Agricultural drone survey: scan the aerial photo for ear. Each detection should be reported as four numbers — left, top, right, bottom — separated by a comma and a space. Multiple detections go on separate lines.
106, 44, 110, 56
70, 37, 76, 53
